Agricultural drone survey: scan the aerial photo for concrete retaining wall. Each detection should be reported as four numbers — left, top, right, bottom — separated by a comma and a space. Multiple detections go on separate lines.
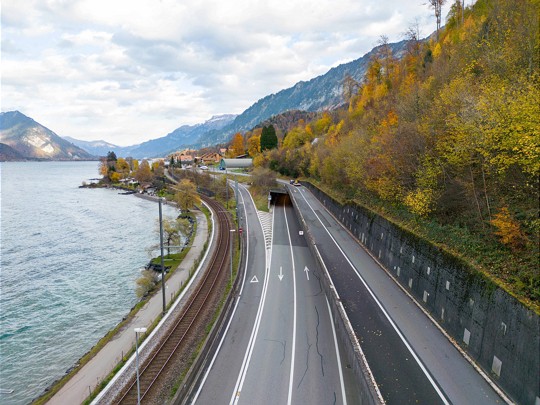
304, 182, 539, 405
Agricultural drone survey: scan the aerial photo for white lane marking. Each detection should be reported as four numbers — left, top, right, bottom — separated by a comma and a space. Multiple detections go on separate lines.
294, 188, 450, 405
95, 201, 216, 405
278, 266, 284, 281
191, 189, 250, 403
283, 202, 298, 405
303, 266, 310, 281
230, 192, 275, 404
314, 244, 382, 404
325, 296, 347, 405
250, 276, 259, 283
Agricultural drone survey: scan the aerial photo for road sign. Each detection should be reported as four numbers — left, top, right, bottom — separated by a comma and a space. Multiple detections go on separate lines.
239, 227, 243, 234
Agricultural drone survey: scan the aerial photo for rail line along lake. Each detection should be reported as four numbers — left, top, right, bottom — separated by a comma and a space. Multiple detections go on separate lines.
0, 161, 178, 405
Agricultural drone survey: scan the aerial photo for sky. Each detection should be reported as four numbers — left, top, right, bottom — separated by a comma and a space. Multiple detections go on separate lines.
2, 0, 456, 146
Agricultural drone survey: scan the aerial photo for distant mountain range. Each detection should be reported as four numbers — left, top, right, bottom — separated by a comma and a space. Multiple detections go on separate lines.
63, 114, 237, 159
127, 114, 237, 158
0, 111, 94, 161
194, 39, 408, 147
62, 137, 119, 158
1, 38, 409, 160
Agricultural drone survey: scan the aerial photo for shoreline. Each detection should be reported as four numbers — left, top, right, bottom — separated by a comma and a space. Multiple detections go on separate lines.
33, 193, 208, 405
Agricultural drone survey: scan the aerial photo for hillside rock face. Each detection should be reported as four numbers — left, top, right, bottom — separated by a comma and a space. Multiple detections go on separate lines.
0, 143, 26, 161
196, 39, 408, 146
0, 111, 95, 160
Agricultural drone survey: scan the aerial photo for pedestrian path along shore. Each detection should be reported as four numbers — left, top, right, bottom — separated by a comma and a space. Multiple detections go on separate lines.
46, 207, 209, 405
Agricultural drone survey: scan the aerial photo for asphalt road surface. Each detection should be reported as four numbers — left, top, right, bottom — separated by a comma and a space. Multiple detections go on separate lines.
190, 188, 359, 404
287, 183, 506, 405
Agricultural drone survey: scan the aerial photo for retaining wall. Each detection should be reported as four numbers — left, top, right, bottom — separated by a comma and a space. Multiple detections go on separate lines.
303, 182, 539, 405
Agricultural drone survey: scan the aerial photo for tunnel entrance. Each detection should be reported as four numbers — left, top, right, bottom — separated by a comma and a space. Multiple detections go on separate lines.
268, 188, 290, 207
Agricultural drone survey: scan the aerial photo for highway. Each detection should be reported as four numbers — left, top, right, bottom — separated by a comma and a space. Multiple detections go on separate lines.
287, 183, 506, 405
189, 188, 359, 404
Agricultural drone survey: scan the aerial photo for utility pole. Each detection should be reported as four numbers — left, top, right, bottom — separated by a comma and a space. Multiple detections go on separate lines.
159, 198, 166, 314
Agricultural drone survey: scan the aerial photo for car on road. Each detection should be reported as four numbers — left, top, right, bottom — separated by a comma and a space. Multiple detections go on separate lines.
200, 165, 209, 170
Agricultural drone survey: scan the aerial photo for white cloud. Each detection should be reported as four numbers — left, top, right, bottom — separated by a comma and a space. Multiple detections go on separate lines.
1, 0, 456, 146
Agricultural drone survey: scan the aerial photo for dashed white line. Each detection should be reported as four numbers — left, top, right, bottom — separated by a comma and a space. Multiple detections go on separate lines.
293, 187, 450, 405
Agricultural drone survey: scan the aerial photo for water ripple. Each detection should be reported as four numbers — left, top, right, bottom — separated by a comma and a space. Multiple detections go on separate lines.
0, 161, 178, 404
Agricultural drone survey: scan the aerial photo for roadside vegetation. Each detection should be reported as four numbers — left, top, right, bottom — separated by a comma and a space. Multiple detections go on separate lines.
221, 0, 540, 309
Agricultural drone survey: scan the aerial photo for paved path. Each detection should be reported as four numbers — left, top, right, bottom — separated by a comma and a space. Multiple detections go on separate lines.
46, 207, 208, 405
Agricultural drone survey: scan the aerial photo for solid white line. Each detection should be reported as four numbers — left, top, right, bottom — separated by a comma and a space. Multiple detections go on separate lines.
283, 203, 298, 405
230, 192, 275, 405
325, 296, 347, 405
191, 188, 250, 403
313, 243, 384, 404
294, 187, 450, 405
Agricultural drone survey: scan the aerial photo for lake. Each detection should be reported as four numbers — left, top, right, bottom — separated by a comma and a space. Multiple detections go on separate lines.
0, 161, 178, 404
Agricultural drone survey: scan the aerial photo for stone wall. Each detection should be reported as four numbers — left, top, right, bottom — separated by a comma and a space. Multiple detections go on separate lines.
304, 182, 539, 405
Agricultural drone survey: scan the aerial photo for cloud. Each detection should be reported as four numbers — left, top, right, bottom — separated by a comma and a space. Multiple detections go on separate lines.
1, 0, 456, 145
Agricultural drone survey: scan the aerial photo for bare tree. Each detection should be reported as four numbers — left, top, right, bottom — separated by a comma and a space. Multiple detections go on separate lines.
428, 0, 447, 39
342, 74, 360, 106
404, 20, 422, 58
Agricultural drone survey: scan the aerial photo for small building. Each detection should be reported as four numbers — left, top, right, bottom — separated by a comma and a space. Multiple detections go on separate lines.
219, 158, 253, 170
199, 152, 222, 164
179, 155, 194, 164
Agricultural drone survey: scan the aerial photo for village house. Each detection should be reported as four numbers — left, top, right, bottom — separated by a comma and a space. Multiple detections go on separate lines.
198, 152, 222, 165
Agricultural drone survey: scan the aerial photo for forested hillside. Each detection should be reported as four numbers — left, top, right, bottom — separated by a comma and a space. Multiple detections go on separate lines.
247, 0, 540, 307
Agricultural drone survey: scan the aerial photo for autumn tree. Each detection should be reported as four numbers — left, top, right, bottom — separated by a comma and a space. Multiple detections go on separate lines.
135, 159, 153, 183
115, 157, 130, 178
247, 134, 261, 157
160, 217, 191, 255
251, 167, 276, 192
136, 270, 158, 298
229, 132, 245, 157
172, 179, 200, 212
490, 207, 528, 250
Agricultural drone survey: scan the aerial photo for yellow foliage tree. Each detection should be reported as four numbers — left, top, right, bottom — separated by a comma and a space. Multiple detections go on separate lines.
229, 133, 245, 157
173, 179, 200, 212
490, 207, 527, 250
247, 134, 261, 157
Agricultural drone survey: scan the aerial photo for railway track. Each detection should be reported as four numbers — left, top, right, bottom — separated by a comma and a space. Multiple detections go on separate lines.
115, 194, 233, 404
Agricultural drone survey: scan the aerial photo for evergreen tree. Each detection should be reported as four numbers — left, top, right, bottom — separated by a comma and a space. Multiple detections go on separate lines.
260, 125, 278, 151
106, 151, 117, 162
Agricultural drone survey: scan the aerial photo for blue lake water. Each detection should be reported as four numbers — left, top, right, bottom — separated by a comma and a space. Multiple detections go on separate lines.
0, 161, 178, 404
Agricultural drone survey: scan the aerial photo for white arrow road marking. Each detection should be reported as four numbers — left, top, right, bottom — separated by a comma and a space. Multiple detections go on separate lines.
304, 266, 310, 280
250, 275, 259, 283
278, 266, 284, 281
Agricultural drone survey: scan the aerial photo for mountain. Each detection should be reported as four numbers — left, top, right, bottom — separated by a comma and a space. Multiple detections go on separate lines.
195, 39, 409, 146
63, 137, 124, 158
126, 114, 236, 158
64, 114, 237, 159
0, 143, 26, 161
0, 111, 95, 161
